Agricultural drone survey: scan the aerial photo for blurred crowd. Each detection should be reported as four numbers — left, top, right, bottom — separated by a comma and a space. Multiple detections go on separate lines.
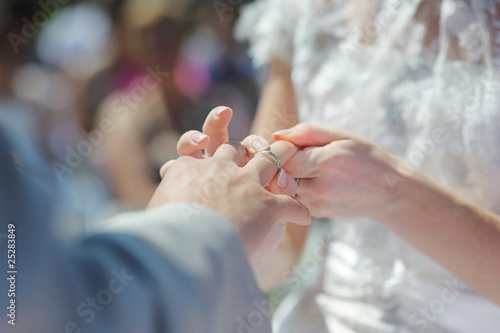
0, 0, 258, 232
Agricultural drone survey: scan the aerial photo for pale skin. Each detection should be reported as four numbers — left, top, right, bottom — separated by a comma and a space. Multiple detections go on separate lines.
273, 123, 500, 306
174, 57, 500, 306
149, 135, 311, 268
174, 58, 306, 289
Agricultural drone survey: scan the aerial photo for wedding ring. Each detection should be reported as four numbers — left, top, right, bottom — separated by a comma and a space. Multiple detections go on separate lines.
258, 150, 281, 170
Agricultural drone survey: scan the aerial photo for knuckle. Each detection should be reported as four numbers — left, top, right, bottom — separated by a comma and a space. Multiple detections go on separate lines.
311, 184, 329, 197
226, 141, 244, 151
176, 155, 194, 165
261, 189, 277, 206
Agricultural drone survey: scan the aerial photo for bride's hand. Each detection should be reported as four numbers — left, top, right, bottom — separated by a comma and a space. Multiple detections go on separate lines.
273, 123, 405, 219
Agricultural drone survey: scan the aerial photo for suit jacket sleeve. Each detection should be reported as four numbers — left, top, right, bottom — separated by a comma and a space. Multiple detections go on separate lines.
0, 126, 271, 333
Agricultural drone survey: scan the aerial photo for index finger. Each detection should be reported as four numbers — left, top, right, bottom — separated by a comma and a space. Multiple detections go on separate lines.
203, 106, 233, 157
244, 140, 298, 185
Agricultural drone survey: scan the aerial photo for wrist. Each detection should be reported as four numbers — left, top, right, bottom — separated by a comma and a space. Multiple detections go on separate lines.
370, 157, 429, 225
371, 158, 459, 230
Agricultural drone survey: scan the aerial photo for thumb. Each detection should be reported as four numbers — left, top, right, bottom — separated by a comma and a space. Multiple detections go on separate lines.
272, 123, 350, 147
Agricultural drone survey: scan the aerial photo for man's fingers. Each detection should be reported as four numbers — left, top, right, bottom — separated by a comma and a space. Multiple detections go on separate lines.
273, 194, 311, 226
203, 106, 233, 157
244, 140, 298, 186
213, 141, 249, 167
177, 130, 210, 159
273, 123, 350, 148
159, 159, 176, 179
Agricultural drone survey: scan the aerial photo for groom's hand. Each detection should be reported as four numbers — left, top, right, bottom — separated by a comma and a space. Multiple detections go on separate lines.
149, 140, 311, 264
169, 106, 299, 198
273, 123, 404, 219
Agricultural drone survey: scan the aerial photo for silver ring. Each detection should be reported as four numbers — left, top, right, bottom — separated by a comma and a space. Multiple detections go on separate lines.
258, 150, 281, 170
296, 178, 301, 187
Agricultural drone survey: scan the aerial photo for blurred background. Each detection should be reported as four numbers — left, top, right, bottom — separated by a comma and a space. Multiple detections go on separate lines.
0, 0, 259, 237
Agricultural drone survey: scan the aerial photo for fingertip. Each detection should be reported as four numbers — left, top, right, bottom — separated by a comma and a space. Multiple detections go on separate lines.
213, 106, 233, 120
272, 129, 293, 139
191, 132, 210, 146
277, 169, 288, 189
249, 137, 269, 154
268, 169, 296, 196
177, 130, 208, 158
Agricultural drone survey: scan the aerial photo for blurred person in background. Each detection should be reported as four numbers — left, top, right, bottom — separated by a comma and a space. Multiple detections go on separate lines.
86, 0, 201, 209
86, 0, 259, 210
0, 1, 51, 173
4, 0, 118, 232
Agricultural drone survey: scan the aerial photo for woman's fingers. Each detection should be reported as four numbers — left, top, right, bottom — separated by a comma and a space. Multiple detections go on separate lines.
177, 130, 210, 159
203, 106, 233, 157
273, 123, 350, 147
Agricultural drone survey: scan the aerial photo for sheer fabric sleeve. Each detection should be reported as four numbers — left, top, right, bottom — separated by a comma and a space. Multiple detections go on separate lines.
235, 0, 298, 67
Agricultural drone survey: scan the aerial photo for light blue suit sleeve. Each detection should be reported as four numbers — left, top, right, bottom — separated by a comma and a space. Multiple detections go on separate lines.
0, 128, 271, 333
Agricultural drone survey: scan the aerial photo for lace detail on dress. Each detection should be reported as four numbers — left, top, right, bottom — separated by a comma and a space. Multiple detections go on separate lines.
235, 0, 298, 66
445, 2, 484, 63
237, 1, 500, 332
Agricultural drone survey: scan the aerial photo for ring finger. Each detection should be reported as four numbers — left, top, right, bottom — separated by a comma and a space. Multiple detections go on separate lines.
244, 140, 298, 186
213, 141, 250, 167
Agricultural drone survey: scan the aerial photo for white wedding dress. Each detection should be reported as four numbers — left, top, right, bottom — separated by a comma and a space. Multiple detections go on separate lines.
237, 0, 500, 332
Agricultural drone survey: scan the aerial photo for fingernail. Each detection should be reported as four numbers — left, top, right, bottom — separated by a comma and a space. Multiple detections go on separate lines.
278, 169, 288, 189
191, 132, 208, 144
214, 106, 229, 118
251, 138, 268, 152
273, 129, 293, 137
